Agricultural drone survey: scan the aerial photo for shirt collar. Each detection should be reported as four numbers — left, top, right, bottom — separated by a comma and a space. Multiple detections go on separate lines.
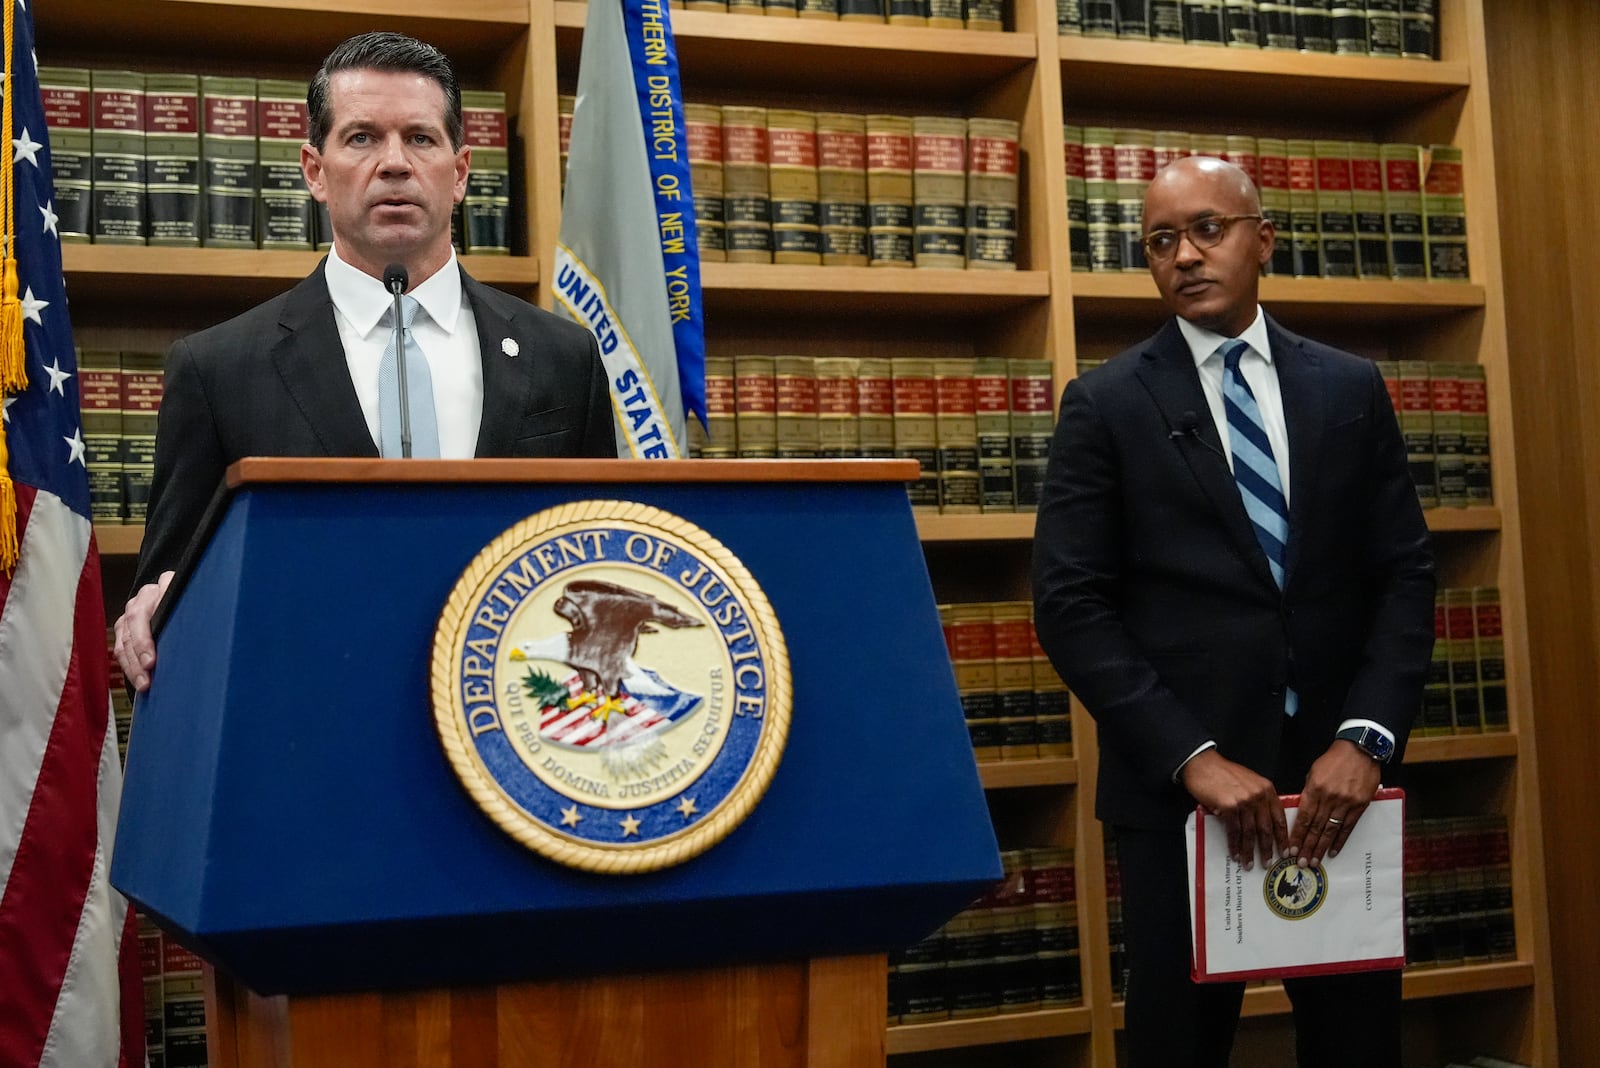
1176, 305, 1271, 370
325, 244, 464, 338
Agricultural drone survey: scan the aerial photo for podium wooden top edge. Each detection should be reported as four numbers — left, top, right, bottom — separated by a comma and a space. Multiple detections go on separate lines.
224, 457, 923, 487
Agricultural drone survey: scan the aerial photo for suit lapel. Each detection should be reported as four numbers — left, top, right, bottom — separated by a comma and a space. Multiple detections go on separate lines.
465, 271, 534, 458
1267, 315, 1325, 587
1135, 318, 1280, 592
271, 264, 379, 457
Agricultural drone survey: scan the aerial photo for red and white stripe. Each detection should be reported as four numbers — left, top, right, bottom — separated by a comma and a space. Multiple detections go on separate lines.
538, 674, 665, 749
0, 486, 143, 1068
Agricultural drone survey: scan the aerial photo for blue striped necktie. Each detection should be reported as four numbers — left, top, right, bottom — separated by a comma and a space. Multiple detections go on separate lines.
1220, 339, 1297, 715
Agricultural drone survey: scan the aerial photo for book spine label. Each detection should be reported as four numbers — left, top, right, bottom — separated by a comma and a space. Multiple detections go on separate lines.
855, 358, 896, 456
1314, 140, 1357, 277
965, 0, 1003, 30
78, 351, 124, 522
1382, 143, 1427, 278
1063, 126, 1090, 271
1294, 0, 1333, 51
144, 75, 201, 247
1398, 360, 1437, 507
1258, 138, 1295, 276
912, 116, 967, 269
1081, 0, 1118, 36
722, 107, 771, 263
1117, 0, 1151, 38
1258, 1, 1297, 47
893, 359, 940, 508
686, 103, 726, 263
120, 352, 164, 522
967, 118, 1019, 270
1401, 0, 1434, 58
91, 71, 147, 245
1058, 0, 1084, 33
1472, 587, 1508, 731
1429, 364, 1466, 507
814, 357, 860, 457
257, 81, 314, 251
927, 0, 962, 26
1422, 145, 1469, 281
39, 68, 94, 242
701, 355, 738, 456
774, 356, 820, 457
1331, 4, 1368, 52
1114, 130, 1155, 272
1008, 359, 1054, 512
974, 357, 1015, 511
934, 358, 981, 514
462, 90, 512, 255
201, 77, 259, 248
769, 109, 821, 265
733, 355, 777, 457
1083, 127, 1122, 272
1457, 363, 1492, 505
1351, 142, 1390, 278
867, 115, 913, 267
1366, 0, 1402, 55
1287, 140, 1320, 277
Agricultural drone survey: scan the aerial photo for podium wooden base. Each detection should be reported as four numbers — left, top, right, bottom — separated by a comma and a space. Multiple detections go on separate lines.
206, 954, 888, 1068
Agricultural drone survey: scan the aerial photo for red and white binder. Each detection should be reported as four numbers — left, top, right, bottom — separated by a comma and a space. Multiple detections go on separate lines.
1187, 787, 1406, 983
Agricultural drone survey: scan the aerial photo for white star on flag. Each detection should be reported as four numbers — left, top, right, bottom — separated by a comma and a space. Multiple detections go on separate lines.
20, 285, 48, 324
43, 356, 71, 394
64, 426, 86, 466
2, 395, 14, 423
12, 125, 42, 166
40, 198, 58, 237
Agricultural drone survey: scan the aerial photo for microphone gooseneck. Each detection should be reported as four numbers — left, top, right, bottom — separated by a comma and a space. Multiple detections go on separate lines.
383, 264, 413, 459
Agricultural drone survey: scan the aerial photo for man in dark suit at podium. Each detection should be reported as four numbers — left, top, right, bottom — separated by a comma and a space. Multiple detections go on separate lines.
114, 31, 616, 692
1032, 157, 1434, 1067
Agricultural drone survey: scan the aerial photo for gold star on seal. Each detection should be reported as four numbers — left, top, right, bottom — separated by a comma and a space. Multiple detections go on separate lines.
676, 797, 699, 819
560, 805, 583, 828
619, 813, 641, 837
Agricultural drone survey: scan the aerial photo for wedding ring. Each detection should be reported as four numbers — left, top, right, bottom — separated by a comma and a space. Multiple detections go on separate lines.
1326, 817, 1343, 826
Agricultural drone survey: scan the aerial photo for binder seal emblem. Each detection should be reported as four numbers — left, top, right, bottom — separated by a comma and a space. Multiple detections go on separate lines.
432, 500, 791, 874
1263, 857, 1329, 920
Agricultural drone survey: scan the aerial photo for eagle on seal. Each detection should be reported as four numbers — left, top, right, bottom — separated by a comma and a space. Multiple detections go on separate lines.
510, 579, 703, 697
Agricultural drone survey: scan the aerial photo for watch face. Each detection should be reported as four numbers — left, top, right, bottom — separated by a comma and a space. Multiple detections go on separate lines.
1369, 732, 1394, 759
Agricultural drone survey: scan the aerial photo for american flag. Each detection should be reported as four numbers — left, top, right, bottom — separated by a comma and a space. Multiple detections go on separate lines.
0, 5, 145, 1066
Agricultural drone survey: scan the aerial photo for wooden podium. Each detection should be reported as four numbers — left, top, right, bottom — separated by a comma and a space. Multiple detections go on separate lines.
112, 459, 1000, 1067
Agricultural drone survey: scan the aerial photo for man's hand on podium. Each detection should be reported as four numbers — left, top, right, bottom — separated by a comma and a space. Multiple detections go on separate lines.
114, 570, 174, 693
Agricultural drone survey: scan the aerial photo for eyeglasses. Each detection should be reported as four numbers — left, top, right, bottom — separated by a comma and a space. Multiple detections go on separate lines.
1141, 214, 1263, 260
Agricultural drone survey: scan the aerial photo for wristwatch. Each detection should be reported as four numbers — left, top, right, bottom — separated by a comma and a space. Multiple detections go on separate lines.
1336, 725, 1395, 764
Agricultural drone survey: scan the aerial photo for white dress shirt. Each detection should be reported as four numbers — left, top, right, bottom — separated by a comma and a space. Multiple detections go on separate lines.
325, 245, 484, 459
1167, 306, 1394, 781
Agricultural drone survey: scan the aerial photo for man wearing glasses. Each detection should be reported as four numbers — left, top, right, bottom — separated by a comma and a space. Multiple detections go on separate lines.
1033, 156, 1434, 1067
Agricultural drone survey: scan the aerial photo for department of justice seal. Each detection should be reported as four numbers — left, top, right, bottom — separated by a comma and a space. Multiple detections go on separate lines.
432, 500, 791, 874
1263, 857, 1328, 920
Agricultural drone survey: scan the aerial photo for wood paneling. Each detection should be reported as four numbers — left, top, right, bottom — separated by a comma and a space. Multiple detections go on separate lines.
1485, 3, 1600, 1062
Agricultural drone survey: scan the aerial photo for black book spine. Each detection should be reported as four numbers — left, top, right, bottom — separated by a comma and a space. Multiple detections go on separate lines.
1294, 0, 1333, 51
1080, 0, 1118, 34
1224, 0, 1260, 45
1150, 0, 1184, 39
1183, 0, 1227, 44
1116, 0, 1150, 37
1401, 0, 1435, 58
1366, 0, 1402, 55
837, 0, 886, 16
1259, 0, 1297, 47
1332, 4, 1367, 51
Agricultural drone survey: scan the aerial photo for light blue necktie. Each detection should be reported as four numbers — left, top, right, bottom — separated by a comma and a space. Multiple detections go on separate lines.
1220, 339, 1297, 715
377, 294, 439, 458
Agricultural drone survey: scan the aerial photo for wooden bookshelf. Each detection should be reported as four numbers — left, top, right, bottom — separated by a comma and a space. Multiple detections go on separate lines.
888, 1006, 1093, 1054
50, 0, 1552, 1064
978, 757, 1077, 789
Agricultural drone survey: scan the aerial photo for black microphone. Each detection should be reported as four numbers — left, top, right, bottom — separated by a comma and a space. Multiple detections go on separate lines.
383, 263, 412, 459
1169, 410, 1228, 461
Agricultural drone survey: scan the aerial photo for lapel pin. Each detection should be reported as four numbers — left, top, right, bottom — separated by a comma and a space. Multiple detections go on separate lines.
502, 337, 519, 358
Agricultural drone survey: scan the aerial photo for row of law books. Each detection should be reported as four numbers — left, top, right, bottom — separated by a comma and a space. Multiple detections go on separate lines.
561, 100, 1021, 270
939, 600, 1072, 762
1065, 127, 1469, 282
1405, 815, 1516, 969
79, 350, 164, 526
1424, 588, 1508, 737
688, 355, 1055, 514
1383, 360, 1494, 509
39, 66, 512, 254
675, 0, 1005, 27
1073, 356, 1494, 511
889, 846, 1082, 1023
138, 915, 210, 1068
1060, 0, 1437, 58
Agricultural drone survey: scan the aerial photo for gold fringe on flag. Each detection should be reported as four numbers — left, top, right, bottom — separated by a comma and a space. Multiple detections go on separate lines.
1, 0, 22, 572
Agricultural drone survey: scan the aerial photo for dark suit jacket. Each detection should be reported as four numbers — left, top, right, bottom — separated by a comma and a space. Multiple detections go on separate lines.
1031, 314, 1435, 829
134, 261, 617, 589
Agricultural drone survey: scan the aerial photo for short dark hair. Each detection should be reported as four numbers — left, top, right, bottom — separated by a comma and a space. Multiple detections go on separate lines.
307, 32, 463, 151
